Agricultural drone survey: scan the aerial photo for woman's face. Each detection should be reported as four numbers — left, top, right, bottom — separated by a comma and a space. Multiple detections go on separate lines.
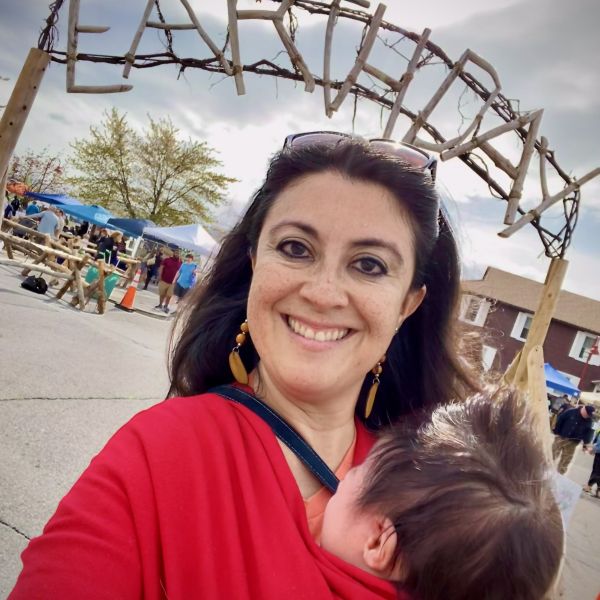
247, 171, 425, 403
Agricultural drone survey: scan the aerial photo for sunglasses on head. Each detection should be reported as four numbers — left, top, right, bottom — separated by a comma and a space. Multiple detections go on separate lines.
283, 131, 437, 182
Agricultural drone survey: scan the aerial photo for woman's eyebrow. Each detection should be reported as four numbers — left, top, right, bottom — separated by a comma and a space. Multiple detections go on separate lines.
270, 220, 318, 238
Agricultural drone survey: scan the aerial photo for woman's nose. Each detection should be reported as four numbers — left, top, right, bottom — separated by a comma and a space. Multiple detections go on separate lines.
298, 265, 349, 309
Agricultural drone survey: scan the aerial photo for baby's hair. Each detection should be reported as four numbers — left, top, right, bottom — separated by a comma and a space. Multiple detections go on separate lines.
358, 387, 563, 600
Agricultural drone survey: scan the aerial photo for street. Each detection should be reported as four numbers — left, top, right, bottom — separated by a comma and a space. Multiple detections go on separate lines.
0, 263, 599, 598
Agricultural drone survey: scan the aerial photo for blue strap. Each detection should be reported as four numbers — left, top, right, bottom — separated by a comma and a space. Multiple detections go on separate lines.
211, 385, 339, 493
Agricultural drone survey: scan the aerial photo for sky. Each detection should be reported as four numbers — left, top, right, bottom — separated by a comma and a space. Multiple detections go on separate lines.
1, 0, 599, 299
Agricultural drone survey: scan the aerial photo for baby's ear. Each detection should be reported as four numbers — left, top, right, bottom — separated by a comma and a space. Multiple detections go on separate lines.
362, 516, 403, 581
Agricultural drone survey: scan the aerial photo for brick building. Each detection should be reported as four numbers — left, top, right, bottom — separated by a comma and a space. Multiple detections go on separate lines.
460, 267, 600, 393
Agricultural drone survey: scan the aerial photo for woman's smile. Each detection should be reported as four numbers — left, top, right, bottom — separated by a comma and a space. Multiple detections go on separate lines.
285, 315, 352, 344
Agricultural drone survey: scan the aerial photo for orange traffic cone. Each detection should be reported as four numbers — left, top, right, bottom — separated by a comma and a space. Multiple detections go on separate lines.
116, 266, 142, 313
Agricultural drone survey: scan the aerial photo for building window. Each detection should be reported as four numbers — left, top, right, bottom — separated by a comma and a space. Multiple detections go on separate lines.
510, 312, 533, 342
569, 331, 600, 365
459, 295, 490, 326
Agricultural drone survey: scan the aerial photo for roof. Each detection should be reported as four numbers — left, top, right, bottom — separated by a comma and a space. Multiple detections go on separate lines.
462, 267, 600, 334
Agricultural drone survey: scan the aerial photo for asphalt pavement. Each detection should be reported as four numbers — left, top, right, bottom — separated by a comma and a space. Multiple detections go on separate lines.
1, 262, 599, 599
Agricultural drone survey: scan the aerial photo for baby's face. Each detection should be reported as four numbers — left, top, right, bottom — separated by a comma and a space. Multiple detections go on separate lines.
321, 460, 372, 570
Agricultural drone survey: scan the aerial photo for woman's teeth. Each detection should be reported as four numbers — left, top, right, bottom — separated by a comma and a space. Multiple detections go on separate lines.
287, 317, 348, 342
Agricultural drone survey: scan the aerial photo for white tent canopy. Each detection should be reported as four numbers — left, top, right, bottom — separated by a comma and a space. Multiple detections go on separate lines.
143, 224, 218, 257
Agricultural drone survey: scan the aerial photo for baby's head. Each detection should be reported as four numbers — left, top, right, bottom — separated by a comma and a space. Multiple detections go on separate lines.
321, 388, 563, 600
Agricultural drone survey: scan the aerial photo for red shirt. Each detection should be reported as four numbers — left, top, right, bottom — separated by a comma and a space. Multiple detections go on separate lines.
160, 256, 182, 284
10, 389, 404, 600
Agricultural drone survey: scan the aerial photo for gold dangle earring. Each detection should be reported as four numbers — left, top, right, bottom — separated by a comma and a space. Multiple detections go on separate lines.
229, 319, 250, 385
365, 355, 385, 419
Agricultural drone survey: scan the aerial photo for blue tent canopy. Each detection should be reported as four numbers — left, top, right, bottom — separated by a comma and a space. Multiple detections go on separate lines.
59, 204, 114, 227
544, 363, 580, 397
107, 217, 155, 238
25, 192, 83, 206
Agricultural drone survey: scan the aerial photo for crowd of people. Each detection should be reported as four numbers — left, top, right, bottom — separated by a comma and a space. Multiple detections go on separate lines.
3, 193, 204, 311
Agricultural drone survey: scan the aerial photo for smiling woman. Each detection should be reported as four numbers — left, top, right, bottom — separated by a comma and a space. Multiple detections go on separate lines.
10, 135, 482, 599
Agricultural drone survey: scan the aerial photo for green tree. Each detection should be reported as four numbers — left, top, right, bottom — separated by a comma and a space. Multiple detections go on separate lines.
67, 108, 236, 225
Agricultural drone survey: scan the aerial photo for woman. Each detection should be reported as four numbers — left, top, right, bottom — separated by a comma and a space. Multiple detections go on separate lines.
94, 228, 112, 260
10, 134, 480, 599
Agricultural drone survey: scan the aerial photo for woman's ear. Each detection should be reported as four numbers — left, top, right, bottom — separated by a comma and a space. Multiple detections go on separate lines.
399, 285, 426, 324
362, 516, 402, 581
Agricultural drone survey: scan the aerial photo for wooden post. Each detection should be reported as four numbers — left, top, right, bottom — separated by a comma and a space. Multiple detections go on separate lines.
21, 251, 49, 276
97, 260, 106, 314
0, 49, 50, 205
508, 258, 569, 388
526, 345, 553, 462
0, 169, 7, 223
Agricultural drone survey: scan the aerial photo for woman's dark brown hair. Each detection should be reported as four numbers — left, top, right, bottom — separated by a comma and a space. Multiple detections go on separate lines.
169, 138, 480, 427
359, 388, 564, 600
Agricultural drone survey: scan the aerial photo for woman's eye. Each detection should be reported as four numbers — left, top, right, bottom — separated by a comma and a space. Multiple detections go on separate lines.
278, 240, 310, 259
353, 257, 387, 276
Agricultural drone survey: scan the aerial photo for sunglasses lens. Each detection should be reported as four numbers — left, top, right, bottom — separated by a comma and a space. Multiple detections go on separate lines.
286, 132, 350, 149
369, 140, 431, 169
285, 133, 436, 180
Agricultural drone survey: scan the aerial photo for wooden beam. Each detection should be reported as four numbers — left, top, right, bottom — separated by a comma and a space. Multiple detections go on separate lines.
0, 48, 50, 198
67, 0, 132, 94
382, 28, 431, 139
329, 3, 385, 111
0, 259, 71, 279
509, 258, 568, 388
499, 166, 600, 237
227, 0, 245, 95
526, 345, 553, 463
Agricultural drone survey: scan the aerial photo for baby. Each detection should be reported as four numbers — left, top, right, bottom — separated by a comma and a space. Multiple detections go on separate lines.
321, 388, 564, 600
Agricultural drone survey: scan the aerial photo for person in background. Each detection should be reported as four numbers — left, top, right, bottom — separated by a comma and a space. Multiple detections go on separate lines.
3, 201, 16, 219
549, 394, 572, 429
88, 228, 102, 244
552, 404, 595, 474
25, 200, 41, 216
27, 206, 60, 239
56, 209, 66, 234
155, 247, 182, 314
143, 249, 163, 290
76, 221, 90, 238
116, 236, 129, 270
583, 428, 600, 498
173, 253, 198, 305
108, 232, 123, 266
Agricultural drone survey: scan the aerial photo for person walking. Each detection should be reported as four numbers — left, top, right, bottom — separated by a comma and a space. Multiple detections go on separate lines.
552, 404, 595, 474
155, 248, 182, 314
172, 253, 198, 305
27, 207, 60, 239
583, 429, 600, 497
25, 200, 40, 216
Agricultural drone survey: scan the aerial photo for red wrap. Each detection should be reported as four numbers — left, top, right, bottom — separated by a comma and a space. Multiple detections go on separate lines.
10, 391, 403, 599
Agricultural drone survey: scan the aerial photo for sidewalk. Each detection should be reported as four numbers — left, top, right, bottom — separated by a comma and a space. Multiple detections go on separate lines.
109, 281, 179, 320
560, 449, 600, 600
